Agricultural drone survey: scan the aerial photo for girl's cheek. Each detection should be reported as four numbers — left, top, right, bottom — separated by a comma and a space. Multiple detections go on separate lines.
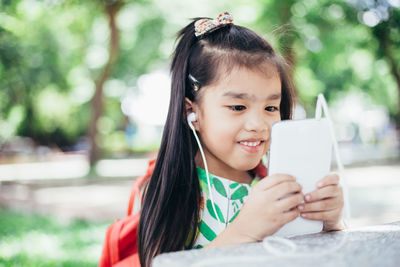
264, 140, 271, 152
274, 114, 282, 122
271, 117, 281, 127
267, 117, 280, 130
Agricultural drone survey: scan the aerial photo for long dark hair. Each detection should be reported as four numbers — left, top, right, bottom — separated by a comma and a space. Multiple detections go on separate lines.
138, 17, 295, 267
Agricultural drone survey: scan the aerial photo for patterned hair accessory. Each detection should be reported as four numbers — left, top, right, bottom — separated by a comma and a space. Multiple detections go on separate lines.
194, 11, 234, 37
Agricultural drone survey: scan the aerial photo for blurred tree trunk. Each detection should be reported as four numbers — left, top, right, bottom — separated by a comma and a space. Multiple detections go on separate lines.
89, 1, 123, 165
372, 23, 400, 131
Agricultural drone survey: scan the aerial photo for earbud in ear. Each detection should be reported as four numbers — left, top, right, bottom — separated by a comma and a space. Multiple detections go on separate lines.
187, 112, 196, 124
187, 112, 196, 129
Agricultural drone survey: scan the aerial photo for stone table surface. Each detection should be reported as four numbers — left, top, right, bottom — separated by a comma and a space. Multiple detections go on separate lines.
153, 221, 400, 267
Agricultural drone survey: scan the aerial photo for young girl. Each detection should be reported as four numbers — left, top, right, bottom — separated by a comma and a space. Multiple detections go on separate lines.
138, 11, 344, 267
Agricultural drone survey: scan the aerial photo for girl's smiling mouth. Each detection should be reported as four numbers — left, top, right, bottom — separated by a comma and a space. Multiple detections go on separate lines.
238, 139, 265, 153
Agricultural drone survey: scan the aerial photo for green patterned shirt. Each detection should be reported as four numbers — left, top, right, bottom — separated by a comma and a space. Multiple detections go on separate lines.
188, 167, 259, 249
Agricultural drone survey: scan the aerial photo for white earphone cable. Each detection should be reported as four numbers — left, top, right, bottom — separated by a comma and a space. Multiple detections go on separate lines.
188, 118, 225, 226
315, 94, 350, 220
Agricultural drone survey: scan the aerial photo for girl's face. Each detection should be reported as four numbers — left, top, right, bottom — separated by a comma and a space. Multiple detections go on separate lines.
189, 65, 282, 181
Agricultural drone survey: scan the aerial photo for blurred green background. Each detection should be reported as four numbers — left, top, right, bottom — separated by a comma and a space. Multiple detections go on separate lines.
0, 0, 399, 266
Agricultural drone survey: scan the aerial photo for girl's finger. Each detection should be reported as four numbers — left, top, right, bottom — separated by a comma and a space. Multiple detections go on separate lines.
255, 174, 296, 191
316, 173, 340, 188
298, 197, 342, 213
304, 185, 342, 202
280, 208, 300, 225
277, 192, 304, 211
269, 181, 302, 201
300, 209, 340, 221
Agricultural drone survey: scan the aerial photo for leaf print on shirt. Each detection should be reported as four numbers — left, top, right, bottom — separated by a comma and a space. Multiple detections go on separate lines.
230, 185, 248, 200
229, 182, 239, 189
206, 199, 225, 223
197, 167, 214, 196
199, 220, 217, 241
199, 179, 210, 197
229, 210, 240, 223
212, 177, 227, 197
232, 201, 239, 214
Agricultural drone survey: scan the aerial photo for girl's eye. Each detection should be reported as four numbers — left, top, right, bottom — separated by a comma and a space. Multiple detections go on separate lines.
229, 105, 246, 111
266, 106, 279, 112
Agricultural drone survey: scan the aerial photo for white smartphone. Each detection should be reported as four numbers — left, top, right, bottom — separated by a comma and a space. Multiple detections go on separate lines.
268, 118, 333, 237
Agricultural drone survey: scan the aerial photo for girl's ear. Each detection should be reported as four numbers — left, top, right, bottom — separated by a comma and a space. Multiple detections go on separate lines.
185, 97, 200, 131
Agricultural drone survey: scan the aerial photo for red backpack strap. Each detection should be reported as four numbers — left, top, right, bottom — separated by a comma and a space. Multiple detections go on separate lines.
126, 159, 156, 216
99, 223, 113, 267
109, 220, 124, 265
99, 159, 156, 267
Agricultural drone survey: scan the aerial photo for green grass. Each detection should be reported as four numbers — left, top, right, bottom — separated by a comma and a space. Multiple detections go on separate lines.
0, 208, 111, 267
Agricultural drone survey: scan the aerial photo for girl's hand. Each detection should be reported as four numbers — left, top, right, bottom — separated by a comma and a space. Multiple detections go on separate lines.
298, 173, 345, 231
230, 174, 303, 242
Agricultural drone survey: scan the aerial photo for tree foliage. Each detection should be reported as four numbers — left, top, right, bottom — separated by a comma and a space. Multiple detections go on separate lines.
0, 0, 166, 156
0, 0, 398, 159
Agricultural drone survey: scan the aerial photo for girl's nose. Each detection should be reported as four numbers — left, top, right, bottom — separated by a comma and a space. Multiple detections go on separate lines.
244, 113, 269, 133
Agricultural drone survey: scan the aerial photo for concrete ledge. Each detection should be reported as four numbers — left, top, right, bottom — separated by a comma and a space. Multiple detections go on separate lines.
153, 221, 400, 267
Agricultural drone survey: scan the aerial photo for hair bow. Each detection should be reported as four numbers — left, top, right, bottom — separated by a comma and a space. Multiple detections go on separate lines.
194, 11, 234, 37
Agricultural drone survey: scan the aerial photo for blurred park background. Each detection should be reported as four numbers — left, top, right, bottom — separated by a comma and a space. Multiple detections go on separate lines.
0, 0, 399, 266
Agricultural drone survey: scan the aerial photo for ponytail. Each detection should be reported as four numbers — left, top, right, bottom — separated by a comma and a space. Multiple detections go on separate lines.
138, 20, 201, 267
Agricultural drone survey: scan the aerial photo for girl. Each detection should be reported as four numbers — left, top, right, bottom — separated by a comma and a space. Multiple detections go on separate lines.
138, 11, 344, 267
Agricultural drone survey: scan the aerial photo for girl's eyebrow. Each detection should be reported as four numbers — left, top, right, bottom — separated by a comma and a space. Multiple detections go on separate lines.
222, 91, 281, 101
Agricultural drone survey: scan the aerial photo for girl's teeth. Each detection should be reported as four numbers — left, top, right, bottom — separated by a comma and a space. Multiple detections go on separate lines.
240, 141, 261, 147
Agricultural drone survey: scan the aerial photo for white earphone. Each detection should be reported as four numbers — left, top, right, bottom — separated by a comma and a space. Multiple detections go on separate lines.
186, 111, 224, 226
187, 112, 196, 129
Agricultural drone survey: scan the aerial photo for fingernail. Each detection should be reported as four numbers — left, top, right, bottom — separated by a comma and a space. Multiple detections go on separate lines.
317, 182, 323, 188
301, 213, 307, 218
305, 195, 311, 201
298, 205, 304, 210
